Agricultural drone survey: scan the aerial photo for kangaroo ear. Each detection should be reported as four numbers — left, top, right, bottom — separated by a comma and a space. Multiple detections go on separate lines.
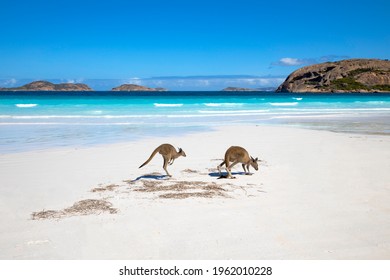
179, 147, 182, 152
251, 156, 254, 161
255, 157, 258, 161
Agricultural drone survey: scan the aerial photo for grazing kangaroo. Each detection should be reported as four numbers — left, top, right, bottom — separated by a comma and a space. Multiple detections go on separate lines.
217, 146, 258, 179
139, 144, 186, 177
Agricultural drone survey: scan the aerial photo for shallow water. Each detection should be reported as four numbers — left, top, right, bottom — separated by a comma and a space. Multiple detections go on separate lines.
1, 91, 389, 153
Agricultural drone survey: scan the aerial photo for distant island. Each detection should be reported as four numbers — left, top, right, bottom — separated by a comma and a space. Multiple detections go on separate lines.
222, 87, 276, 92
276, 58, 390, 93
111, 84, 167, 91
0, 81, 92, 91
222, 87, 257, 92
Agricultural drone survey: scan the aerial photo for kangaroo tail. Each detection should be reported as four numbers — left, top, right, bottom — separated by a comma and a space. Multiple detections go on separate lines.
139, 146, 160, 168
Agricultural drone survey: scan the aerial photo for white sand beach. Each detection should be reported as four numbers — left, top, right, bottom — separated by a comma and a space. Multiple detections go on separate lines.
0, 125, 389, 259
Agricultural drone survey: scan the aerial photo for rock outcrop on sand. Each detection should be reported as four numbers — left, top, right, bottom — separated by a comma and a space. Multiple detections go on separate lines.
0, 81, 93, 91
112, 84, 167, 91
276, 59, 390, 93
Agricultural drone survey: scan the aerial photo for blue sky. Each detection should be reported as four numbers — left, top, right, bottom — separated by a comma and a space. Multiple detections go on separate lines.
1, 0, 389, 90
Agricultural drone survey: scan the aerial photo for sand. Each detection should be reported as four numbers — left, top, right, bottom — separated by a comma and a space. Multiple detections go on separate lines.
0, 125, 389, 259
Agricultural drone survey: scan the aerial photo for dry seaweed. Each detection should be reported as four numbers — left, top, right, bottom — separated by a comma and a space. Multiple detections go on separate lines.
181, 169, 200, 173
91, 184, 119, 192
32, 199, 117, 220
134, 180, 229, 199
159, 191, 223, 199
63, 199, 117, 215
31, 210, 58, 220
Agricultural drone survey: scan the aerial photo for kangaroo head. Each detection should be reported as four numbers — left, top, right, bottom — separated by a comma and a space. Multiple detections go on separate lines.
178, 148, 186, 157
250, 156, 259, 171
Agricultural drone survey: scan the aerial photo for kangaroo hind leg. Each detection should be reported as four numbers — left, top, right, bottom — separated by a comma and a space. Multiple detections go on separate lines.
226, 160, 239, 179
163, 156, 171, 177
217, 161, 225, 175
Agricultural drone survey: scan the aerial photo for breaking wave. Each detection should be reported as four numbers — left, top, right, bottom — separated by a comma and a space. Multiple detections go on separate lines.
15, 104, 38, 108
269, 102, 298, 106
203, 103, 244, 107
154, 103, 183, 107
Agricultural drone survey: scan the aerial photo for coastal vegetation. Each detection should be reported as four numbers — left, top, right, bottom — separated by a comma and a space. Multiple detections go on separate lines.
330, 77, 369, 91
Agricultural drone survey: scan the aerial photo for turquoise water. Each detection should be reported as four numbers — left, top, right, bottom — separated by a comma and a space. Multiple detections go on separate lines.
1, 92, 390, 153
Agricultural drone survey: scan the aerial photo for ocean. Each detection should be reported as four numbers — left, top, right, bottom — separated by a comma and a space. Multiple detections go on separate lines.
1, 91, 390, 153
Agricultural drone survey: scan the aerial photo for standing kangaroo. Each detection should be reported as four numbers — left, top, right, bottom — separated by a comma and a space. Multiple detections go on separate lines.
217, 146, 258, 179
139, 144, 186, 177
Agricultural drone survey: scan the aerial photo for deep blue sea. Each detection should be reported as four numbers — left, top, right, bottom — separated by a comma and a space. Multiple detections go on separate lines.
1, 91, 390, 153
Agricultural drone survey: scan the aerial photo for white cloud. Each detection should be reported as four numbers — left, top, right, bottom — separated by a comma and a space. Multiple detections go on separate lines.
123, 77, 142, 85
1, 78, 17, 86
319, 55, 350, 62
241, 78, 257, 85
256, 78, 285, 86
150, 77, 278, 89
152, 80, 164, 86
8, 78, 17, 85
272, 55, 350, 67
196, 79, 211, 86
222, 77, 284, 87
278, 58, 305, 66
66, 78, 84, 84
85, 76, 285, 90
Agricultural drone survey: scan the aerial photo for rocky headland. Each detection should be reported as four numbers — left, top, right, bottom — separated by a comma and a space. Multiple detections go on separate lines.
0, 81, 93, 91
111, 84, 167, 91
276, 59, 390, 93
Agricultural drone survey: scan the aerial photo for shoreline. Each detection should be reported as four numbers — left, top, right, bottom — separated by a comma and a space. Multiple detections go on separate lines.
1, 120, 389, 155
1, 124, 389, 259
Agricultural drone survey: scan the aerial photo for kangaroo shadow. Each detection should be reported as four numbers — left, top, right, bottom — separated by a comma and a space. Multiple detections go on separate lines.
131, 173, 169, 182
208, 171, 247, 179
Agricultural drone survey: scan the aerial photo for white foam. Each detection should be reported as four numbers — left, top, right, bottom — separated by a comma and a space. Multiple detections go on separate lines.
168, 112, 272, 118
355, 101, 388, 105
89, 110, 103, 114
0, 114, 166, 119
154, 103, 183, 107
269, 102, 298, 106
198, 109, 269, 114
0, 122, 142, 126
292, 97, 303, 101
203, 103, 244, 107
15, 104, 38, 108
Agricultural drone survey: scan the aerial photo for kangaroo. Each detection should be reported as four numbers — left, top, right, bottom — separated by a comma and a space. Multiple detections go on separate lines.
217, 146, 258, 179
139, 144, 186, 177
